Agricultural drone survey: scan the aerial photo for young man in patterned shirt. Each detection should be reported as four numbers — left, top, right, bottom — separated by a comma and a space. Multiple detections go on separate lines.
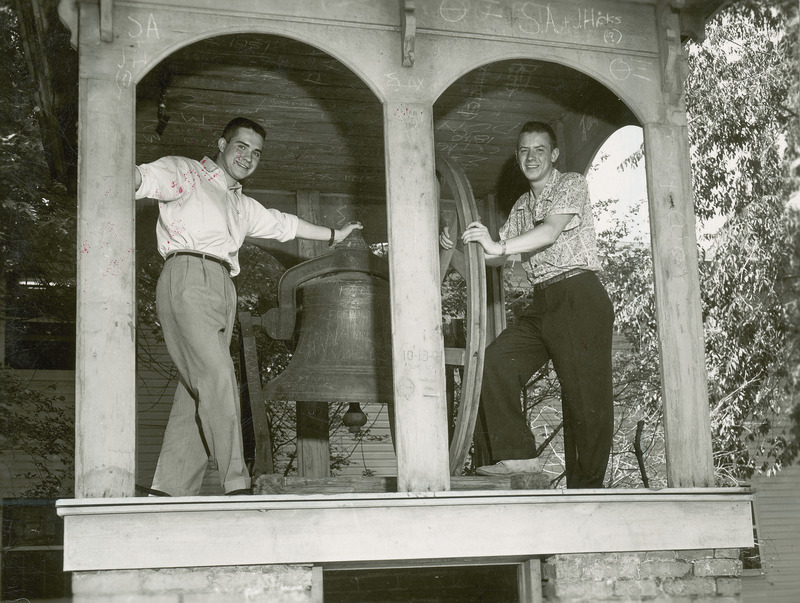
441, 120, 614, 488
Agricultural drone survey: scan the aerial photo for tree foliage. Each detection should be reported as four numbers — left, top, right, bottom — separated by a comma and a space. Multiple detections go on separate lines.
686, 0, 799, 481
519, 0, 800, 487
1, 3, 76, 361
0, 371, 74, 498
0, 3, 78, 498
588, 0, 799, 486
686, 0, 795, 222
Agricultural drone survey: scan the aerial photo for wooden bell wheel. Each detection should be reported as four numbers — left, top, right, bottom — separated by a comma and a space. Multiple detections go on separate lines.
436, 153, 487, 475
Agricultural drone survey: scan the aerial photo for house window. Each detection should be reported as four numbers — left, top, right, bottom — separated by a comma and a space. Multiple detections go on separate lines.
3, 277, 75, 370
1, 499, 71, 600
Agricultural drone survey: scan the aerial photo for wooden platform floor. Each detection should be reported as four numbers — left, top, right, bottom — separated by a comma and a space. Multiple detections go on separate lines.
57, 486, 753, 572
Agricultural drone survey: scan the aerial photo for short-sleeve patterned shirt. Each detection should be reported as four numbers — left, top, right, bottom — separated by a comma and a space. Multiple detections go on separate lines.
500, 168, 600, 286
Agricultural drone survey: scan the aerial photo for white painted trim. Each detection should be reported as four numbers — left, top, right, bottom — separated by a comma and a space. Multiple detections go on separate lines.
58, 489, 753, 571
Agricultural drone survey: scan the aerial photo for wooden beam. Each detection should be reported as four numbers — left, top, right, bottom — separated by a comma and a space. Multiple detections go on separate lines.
311, 566, 324, 603
643, 119, 714, 487
471, 175, 497, 478
294, 189, 332, 478
482, 194, 506, 342
238, 312, 273, 476
252, 475, 548, 494
401, 0, 416, 67
57, 489, 753, 571
74, 76, 137, 497
384, 101, 450, 492
296, 190, 327, 259
656, 1, 687, 104
100, 0, 113, 42
678, 8, 708, 43
517, 559, 543, 603
57, 0, 78, 48
296, 401, 331, 478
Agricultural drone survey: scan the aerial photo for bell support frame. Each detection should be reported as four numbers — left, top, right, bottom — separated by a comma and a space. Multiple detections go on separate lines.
436, 153, 487, 475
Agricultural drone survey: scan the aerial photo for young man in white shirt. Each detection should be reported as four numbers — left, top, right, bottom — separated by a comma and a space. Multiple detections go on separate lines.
135, 117, 361, 496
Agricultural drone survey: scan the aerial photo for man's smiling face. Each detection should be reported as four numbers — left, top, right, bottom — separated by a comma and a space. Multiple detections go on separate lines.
516, 131, 559, 189
216, 127, 264, 186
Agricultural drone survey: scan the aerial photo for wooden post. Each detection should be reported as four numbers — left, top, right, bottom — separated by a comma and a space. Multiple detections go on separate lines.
483, 194, 506, 342
643, 118, 714, 487
473, 194, 504, 467
311, 565, 324, 603
517, 559, 543, 603
296, 402, 330, 478
295, 189, 330, 477
74, 75, 137, 498
384, 101, 450, 492
296, 189, 327, 260
237, 312, 273, 476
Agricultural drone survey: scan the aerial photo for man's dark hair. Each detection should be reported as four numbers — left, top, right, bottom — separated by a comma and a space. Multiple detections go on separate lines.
221, 117, 266, 141
518, 121, 557, 150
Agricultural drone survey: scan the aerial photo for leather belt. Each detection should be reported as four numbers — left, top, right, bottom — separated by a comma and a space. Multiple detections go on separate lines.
166, 250, 232, 274
533, 268, 588, 291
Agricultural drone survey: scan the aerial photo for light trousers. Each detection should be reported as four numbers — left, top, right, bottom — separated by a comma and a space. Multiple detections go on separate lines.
476, 271, 615, 488
151, 254, 250, 496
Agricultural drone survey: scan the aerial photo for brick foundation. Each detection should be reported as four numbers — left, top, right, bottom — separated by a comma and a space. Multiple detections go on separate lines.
71, 565, 316, 602
67, 550, 743, 601
541, 549, 742, 602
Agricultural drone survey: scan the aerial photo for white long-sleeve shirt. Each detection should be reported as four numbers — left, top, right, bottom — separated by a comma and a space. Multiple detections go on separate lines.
135, 155, 299, 276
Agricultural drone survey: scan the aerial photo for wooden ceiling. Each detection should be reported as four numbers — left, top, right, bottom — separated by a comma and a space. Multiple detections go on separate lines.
18, 0, 728, 210
136, 33, 637, 214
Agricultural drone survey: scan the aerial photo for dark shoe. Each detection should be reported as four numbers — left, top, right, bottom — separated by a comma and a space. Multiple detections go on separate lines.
226, 488, 251, 496
135, 484, 171, 497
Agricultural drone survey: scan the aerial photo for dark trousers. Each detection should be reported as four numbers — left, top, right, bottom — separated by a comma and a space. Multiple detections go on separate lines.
476, 271, 615, 488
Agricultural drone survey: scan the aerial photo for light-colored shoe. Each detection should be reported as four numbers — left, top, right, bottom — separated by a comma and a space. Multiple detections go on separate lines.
475, 458, 542, 476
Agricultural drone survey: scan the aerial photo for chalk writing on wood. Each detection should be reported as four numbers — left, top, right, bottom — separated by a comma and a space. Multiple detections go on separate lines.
604, 28, 623, 45
330, 202, 351, 227
438, 1, 627, 46
180, 113, 205, 125
609, 57, 652, 81
116, 65, 133, 92
398, 347, 443, 400
116, 13, 159, 94
440, 0, 470, 23
435, 147, 492, 170
475, 0, 506, 21
518, 4, 623, 39
653, 128, 689, 278
404, 347, 442, 364
393, 104, 427, 129
667, 202, 688, 277
436, 120, 517, 157
126, 14, 160, 39
385, 73, 426, 93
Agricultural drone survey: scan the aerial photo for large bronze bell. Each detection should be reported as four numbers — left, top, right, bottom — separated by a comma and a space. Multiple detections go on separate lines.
263, 231, 393, 416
